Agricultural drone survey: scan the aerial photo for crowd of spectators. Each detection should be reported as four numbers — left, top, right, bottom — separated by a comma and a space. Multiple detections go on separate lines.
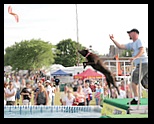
4, 70, 133, 106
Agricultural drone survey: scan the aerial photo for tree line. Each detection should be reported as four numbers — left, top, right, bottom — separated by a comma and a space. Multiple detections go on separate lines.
4, 38, 131, 72
4, 38, 86, 71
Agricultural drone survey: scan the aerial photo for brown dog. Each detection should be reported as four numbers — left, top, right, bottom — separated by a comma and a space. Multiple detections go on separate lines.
78, 49, 120, 97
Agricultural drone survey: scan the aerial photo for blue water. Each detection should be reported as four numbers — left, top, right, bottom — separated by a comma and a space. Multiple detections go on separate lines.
4, 106, 102, 118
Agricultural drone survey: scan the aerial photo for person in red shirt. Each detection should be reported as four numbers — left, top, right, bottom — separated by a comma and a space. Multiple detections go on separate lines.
72, 93, 79, 106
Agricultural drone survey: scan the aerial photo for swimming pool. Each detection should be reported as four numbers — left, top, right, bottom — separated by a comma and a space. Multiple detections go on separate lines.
4, 105, 102, 118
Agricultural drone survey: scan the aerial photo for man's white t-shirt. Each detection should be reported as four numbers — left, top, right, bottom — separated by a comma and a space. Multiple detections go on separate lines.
5, 88, 16, 101
46, 85, 52, 99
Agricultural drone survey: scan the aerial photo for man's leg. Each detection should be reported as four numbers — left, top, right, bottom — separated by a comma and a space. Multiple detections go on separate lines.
127, 66, 140, 104
131, 83, 139, 100
128, 63, 148, 104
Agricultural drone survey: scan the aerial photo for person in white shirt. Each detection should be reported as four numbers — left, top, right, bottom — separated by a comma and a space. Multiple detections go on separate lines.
63, 90, 75, 106
13, 76, 21, 105
60, 86, 69, 105
5, 81, 16, 105
45, 80, 52, 105
50, 82, 56, 105
117, 85, 126, 99
83, 82, 92, 106
4, 82, 9, 105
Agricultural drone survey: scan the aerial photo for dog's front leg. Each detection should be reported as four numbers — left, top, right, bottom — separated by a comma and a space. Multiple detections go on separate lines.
83, 62, 88, 69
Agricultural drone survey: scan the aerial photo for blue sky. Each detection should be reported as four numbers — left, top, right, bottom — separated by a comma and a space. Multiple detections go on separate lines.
4, 4, 148, 54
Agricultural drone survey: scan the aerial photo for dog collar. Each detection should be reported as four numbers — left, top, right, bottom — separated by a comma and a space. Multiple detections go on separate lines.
85, 52, 91, 58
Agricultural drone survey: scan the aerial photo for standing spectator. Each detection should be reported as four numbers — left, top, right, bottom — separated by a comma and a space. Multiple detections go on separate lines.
34, 84, 48, 105
72, 93, 79, 106
104, 85, 109, 98
76, 85, 86, 106
33, 80, 43, 99
20, 81, 32, 105
5, 74, 10, 83
60, 86, 69, 105
55, 78, 60, 92
5, 81, 16, 105
20, 76, 26, 91
117, 84, 126, 99
83, 82, 92, 106
50, 82, 56, 105
4, 82, 9, 105
111, 86, 118, 98
94, 84, 103, 106
63, 90, 75, 106
13, 76, 21, 105
90, 81, 95, 92
45, 80, 53, 105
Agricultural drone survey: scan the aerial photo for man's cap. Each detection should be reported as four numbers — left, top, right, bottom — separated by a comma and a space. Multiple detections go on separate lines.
127, 28, 139, 34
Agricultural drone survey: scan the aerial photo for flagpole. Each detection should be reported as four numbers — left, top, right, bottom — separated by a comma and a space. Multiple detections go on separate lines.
75, 4, 79, 66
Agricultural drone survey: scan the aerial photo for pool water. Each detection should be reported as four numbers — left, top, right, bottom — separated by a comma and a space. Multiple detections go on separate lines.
4, 105, 102, 118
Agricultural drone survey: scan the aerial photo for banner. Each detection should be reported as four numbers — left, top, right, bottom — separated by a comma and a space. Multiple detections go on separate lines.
101, 103, 127, 115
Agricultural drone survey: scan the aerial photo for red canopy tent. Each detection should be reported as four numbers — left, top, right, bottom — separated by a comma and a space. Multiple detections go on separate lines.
73, 68, 105, 80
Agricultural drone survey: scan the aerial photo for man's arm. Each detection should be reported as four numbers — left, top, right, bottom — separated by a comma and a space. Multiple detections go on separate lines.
109, 34, 126, 49
129, 47, 145, 62
5, 89, 16, 97
134, 47, 145, 58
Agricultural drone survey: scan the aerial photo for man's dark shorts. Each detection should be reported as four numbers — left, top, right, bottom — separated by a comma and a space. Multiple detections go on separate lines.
132, 63, 148, 89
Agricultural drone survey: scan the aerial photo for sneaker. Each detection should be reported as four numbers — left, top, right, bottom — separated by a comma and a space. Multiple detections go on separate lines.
127, 99, 141, 105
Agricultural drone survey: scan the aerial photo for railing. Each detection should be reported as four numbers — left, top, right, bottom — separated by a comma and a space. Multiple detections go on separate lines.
103, 57, 148, 109
4, 105, 101, 114
129, 57, 148, 109
103, 59, 131, 98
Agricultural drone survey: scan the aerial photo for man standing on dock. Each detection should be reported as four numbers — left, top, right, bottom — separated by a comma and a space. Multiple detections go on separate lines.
109, 28, 148, 104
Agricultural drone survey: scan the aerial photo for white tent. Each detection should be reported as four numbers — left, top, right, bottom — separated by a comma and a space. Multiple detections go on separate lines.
50, 64, 66, 70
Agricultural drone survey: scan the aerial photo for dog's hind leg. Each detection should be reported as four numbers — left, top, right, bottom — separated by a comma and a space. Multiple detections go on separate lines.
115, 86, 120, 95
